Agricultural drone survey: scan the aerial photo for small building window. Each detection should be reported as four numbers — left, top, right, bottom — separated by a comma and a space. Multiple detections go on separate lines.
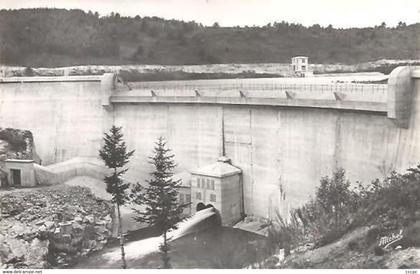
201, 179, 205, 188
179, 193, 185, 203
196, 192, 202, 200
210, 180, 215, 190
186, 194, 191, 203
210, 194, 216, 202
197, 178, 200, 188
206, 179, 211, 189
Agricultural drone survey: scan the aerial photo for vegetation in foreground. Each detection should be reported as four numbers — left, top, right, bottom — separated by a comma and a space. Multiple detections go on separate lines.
0, 8, 417, 67
265, 166, 420, 268
131, 137, 189, 268
99, 126, 135, 269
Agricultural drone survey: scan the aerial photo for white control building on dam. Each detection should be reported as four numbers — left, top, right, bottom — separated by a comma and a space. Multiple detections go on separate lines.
0, 66, 419, 221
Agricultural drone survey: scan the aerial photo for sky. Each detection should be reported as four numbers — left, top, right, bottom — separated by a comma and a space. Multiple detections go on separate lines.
0, 0, 419, 28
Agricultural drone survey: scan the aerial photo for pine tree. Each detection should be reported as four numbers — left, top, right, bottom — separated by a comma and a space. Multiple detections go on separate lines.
99, 126, 134, 269
131, 137, 188, 268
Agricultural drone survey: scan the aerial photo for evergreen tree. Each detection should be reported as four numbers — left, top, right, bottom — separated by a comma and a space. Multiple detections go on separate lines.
99, 126, 134, 269
131, 137, 188, 269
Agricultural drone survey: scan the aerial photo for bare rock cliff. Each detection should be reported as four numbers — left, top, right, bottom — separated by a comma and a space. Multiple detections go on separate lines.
0, 185, 114, 268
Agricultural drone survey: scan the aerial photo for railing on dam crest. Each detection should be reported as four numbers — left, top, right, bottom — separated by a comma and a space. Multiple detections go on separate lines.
108, 77, 389, 114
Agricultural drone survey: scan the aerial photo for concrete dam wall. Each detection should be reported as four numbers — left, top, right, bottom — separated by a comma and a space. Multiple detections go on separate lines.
1, 67, 419, 219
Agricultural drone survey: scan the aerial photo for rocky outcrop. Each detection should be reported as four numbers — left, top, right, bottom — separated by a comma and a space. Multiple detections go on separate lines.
0, 185, 114, 268
0, 128, 39, 161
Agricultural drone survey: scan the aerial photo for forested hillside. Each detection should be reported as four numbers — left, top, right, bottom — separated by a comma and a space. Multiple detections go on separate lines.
0, 8, 418, 67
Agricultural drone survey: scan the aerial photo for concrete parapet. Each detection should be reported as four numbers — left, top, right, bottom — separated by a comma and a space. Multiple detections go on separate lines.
412, 68, 420, 78
34, 163, 59, 185
34, 157, 108, 185
127, 79, 387, 96
0, 75, 102, 83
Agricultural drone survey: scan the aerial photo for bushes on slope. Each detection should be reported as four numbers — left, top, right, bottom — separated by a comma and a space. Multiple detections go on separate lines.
268, 165, 420, 251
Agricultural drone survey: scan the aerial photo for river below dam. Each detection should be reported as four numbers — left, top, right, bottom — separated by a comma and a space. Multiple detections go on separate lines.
70, 208, 269, 269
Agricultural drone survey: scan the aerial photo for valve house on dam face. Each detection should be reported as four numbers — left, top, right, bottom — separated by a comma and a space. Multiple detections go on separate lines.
186, 156, 243, 226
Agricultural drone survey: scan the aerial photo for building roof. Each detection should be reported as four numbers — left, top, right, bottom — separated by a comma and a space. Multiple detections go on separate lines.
5, 159, 34, 163
172, 171, 192, 187
191, 157, 241, 178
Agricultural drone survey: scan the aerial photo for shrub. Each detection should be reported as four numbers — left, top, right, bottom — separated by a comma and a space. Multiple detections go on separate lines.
400, 221, 420, 248
0, 128, 30, 154
267, 211, 305, 256
268, 165, 420, 251
366, 227, 380, 244
373, 246, 385, 256
348, 240, 359, 251
282, 169, 357, 246
352, 166, 420, 233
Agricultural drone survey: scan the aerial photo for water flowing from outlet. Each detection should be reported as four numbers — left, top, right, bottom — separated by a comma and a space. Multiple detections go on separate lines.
102, 207, 218, 263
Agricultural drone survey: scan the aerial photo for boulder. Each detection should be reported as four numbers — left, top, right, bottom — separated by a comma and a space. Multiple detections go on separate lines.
264, 256, 280, 268
74, 216, 83, 223
6, 238, 27, 261
95, 224, 108, 235
53, 227, 61, 238
44, 221, 55, 230
72, 221, 83, 231
35, 220, 45, 226
84, 215, 95, 224
59, 222, 73, 235
26, 238, 49, 268
104, 214, 112, 223
0, 242, 11, 264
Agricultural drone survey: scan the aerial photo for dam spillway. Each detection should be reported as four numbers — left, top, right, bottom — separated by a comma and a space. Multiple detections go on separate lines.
0, 67, 419, 220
